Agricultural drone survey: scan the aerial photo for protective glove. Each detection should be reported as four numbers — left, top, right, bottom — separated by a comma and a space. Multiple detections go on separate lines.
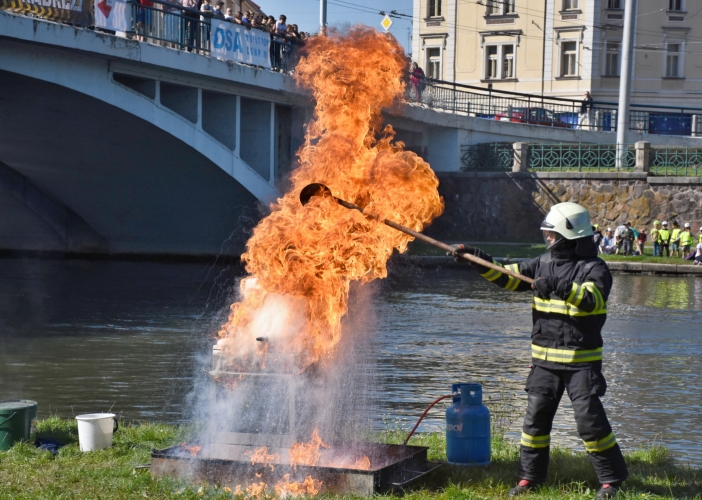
532, 276, 556, 299
446, 244, 493, 273
532, 276, 571, 300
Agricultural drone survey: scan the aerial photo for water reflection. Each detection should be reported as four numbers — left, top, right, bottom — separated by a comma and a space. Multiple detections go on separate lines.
0, 259, 700, 466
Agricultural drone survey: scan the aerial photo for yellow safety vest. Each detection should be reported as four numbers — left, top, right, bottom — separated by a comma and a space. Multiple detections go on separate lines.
680, 231, 693, 247
658, 229, 671, 243
650, 228, 659, 242
671, 228, 681, 243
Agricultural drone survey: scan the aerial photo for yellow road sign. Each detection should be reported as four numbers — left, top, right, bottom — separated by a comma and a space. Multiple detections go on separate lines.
381, 14, 393, 32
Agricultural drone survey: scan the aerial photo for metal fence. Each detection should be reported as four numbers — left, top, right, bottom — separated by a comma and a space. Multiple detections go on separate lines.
417, 79, 702, 137
460, 143, 514, 172
527, 143, 636, 172
89, 0, 293, 71
650, 147, 702, 176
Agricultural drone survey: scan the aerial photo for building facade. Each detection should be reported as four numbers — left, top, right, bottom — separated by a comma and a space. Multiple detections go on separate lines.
412, 0, 702, 106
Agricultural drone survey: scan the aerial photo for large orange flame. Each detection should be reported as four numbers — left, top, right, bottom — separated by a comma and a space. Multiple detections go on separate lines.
216, 26, 443, 372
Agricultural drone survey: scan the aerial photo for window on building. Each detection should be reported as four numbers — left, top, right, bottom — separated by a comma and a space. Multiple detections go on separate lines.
605, 42, 620, 75
560, 41, 578, 76
563, 0, 578, 10
484, 44, 516, 79
486, 0, 515, 15
607, 0, 621, 9
503, 45, 514, 78
428, 0, 441, 17
666, 43, 682, 77
427, 47, 442, 79
668, 0, 683, 11
486, 46, 498, 78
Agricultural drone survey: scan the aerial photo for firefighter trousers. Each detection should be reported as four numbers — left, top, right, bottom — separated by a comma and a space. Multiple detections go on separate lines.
519, 365, 628, 484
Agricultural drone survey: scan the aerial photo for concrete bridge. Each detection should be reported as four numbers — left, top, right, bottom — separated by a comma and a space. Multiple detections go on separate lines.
1, 11, 698, 257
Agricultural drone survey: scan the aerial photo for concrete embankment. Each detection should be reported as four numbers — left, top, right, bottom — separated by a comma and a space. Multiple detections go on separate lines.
405, 256, 702, 276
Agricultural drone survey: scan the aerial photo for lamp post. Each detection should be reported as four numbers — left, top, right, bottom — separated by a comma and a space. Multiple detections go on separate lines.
616, 0, 637, 169
320, 0, 327, 30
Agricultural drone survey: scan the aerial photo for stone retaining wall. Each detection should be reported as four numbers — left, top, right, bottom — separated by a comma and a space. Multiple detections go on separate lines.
426, 172, 702, 241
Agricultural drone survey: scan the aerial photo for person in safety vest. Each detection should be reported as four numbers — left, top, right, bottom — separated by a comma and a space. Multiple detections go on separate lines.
650, 221, 661, 257
670, 221, 682, 258
680, 223, 694, 258
450, 203, 628, 499
658, 221, 671, 257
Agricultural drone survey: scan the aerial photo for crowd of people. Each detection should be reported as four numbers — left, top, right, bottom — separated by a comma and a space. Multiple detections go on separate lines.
134, 0, 308, 71
593, 220, 702, 264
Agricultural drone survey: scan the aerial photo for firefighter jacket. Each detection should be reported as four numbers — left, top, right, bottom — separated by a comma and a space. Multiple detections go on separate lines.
478, 247, 611, 371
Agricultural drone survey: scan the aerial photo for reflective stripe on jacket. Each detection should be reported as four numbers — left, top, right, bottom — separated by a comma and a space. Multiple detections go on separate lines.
479, 251, 611, 370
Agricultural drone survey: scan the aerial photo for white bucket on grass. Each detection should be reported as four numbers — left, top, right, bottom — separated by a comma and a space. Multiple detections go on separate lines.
76, 413, 117, 451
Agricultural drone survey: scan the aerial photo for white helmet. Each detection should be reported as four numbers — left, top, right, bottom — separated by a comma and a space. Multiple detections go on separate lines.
540, 202, 593, 240
684, 222, 691, 228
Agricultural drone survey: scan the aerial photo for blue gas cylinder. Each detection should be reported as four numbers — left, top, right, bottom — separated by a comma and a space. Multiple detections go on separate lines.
446, 383, 491, 465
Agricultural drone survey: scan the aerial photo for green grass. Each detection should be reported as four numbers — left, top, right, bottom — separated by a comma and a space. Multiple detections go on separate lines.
1, 418, 700, 499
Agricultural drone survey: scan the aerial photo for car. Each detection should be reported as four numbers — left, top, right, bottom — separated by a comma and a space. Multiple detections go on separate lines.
494, 107, 570, 128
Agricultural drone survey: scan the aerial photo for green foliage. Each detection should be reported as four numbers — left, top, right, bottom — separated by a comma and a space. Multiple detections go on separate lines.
1, 419, 700, 499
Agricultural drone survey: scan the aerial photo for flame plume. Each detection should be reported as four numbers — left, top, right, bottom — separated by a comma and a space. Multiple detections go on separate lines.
217, 26, 443, 372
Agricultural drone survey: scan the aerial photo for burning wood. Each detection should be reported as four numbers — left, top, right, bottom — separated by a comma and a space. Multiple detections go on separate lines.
289, 428, 329, 471
244, 446, 281, 471
179, 443, 201, 457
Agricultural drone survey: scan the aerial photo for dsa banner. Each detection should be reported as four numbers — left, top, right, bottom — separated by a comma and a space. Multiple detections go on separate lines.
210, 19, 271, 69
0, 0, 93, 25
93, 0, 131, 31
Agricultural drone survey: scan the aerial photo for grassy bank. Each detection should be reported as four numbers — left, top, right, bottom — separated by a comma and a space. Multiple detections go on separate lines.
1, 418, 700, 499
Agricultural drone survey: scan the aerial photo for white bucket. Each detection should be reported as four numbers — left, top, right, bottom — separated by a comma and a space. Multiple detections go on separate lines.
75, 413, 117, 452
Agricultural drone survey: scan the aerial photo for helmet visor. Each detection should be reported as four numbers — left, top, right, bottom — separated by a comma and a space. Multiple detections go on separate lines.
543, 230, 563, 250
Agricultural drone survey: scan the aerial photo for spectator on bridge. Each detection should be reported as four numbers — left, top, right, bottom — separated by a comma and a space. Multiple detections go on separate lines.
213, 0, 225, 19
275, 14, 287, 35
578, 91, 593, 130
241, 10, 252, 28
650, 220, 661, 256
409, 62, 426, 103
135, 0, 155, 42
601, 228, 617, 254
224, 7, 234, 21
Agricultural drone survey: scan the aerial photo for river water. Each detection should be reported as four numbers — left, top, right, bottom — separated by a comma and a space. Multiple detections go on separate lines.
1, 258, 701, 466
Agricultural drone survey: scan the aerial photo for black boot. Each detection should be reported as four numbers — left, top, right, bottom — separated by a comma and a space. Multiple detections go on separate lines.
595, 482, 622, 499
508, 479, 538, 497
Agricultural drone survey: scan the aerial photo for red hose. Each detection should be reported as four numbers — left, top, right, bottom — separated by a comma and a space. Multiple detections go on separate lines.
403, 393, 458, 445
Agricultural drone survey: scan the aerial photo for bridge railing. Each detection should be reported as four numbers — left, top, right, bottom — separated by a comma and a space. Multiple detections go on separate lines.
411, 79, 702, 137
460, 142, 702, 175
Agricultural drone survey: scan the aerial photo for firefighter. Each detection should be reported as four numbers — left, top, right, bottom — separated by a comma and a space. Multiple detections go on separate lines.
451, 203, 628, 499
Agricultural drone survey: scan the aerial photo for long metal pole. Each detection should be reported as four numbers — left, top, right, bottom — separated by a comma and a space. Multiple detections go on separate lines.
615, 0, 637, 168
320, 0, 327, 30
